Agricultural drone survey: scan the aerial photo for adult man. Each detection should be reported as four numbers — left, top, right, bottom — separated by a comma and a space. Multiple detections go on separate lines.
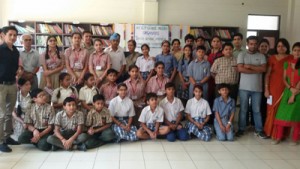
232, 33, 245, 58
0, 26, 21, 152
19, 34, 40, 90
81, 30, 95, 55
236, 36, 267, 139
104, 33, 126, 83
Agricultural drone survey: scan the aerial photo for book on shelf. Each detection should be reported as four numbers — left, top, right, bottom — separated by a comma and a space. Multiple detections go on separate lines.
91, 25, 113, 36
36, 35, 63, 46
14, 35, 22, 46
190, 28, 211, 39
64, 36, 72, 47
37, 24, 63, 34
101, 39, 110, 47
64, 24, 85, 34
214, 29, 232, 39
10, 23, 35, 34
37, 47, 46, 54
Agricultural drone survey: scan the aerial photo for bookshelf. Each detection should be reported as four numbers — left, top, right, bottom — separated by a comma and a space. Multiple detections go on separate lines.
189, 26, 239, 48
9, 21, 114, 53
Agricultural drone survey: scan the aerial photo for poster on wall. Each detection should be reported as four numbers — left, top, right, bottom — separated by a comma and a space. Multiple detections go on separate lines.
134, 24, 169, 48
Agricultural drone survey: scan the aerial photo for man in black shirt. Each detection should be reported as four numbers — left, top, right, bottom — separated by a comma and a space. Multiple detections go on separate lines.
0, 26, 21, 152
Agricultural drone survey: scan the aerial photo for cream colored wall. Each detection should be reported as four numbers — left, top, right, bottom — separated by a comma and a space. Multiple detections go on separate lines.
287, 0, 300, 45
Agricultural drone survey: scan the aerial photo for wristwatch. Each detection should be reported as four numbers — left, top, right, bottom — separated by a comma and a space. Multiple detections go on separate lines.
227, 121, 232, 126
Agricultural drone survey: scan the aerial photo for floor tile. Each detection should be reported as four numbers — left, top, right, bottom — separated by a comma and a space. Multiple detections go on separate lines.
286, 160, 300, 169
253, 151, 282, 160
120, 161, 145, 169
169, 161, 197, 169
166, 151, 191, 161
142, 144, 164, 152
184, 144, 206, 151
95, 152, 120, 161
264, 160, 295, 169
0, 161, 17, 169
210, 151, 237, 160
12, 161, 43, 169
240, 160, 272, 169
217, 160, 246, 169
194, 160, 222, 169
231, 151, 259, 160
143, 152, 167, 161
188, 151, 214, 161
93, 161, 119, 169
121, 142, 142, 152
120, 151, 144, 161
145, 161, 171, 169
45, 152, 73, 162
163, 144, 185, 152
204, 145, 228, 152
66, 161, 94, 169
40, 162, 69, 169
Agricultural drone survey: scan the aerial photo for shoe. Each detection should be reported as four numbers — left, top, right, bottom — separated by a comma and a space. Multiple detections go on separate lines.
0, 143, 12, 152
51, 145, 59, 151
255, 131, 267, 139
77, 144, 87, 152
5, 137, 20, 145
271, 140, 280, 145
235, 130, 244, 137
289, 141, 298, 146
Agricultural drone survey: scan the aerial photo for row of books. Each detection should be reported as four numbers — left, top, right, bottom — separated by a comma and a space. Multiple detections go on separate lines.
11, 24, 35, 33
214, 29, 232, 39
190, 29, 211, 39
36, 35, 63, 46
37, 24, 63, 34
64, 24, 85, 34
91, 25, 113, 36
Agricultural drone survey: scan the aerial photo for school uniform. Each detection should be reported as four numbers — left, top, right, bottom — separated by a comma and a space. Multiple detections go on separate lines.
79, 85, 99, 112
13, 91, 32, 139
213, 96, 235, 141
124, 78, 145, 103
135, 55, 155, 80
46, 110, 88, 149
187, 59, 210, 100
39, 50, 64, 90
84, 108, 115, 149
51, 86, 78, 112
138, 105, 164, 131
65, 47, 89, 74
177, 58, 191, 100
108, 96, 138, 142
146, 75, 169, 102
159, 97, 189, 141
18, 103, 55, 151
89, 51, 111, 78
185, 97, 212, 141
99, 83, 118, 106
155, 53, 178, 78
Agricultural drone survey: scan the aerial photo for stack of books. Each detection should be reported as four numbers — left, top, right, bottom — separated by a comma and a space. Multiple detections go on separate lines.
214, 29, 232, 39
11, 24, 35, 33
37, 24, 63, 34
190, 28, 211, 39
64, 24, 85, 34
37, 35, 63, 46
91, 25, 113, 36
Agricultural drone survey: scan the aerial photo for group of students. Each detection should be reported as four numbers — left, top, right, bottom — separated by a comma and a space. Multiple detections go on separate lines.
1, 25, 300, 153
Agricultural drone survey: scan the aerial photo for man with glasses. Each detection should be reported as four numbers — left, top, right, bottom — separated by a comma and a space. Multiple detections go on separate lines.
19, 33, 40, 90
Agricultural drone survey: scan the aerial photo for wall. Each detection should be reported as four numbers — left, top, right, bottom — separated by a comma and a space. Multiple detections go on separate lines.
159, 0, 289, 38
1, 0, 298, 43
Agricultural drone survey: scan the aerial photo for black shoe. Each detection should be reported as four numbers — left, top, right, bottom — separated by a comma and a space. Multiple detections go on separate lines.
5, 137, 20, 145
235, 130, 244, 137
77, 144, 87, 152
0, 143, 12, 152
51, 145, 59, 151
254, 131, 268, 139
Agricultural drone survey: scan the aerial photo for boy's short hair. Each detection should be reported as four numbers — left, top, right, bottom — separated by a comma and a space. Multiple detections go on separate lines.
63, 97, 76, 106
196, 45, 206, 52
184, 34, 195, 42
71, 32, 82, 38
18, 78, 29, 86
196, 36, 205, 41
146, 92, 158, 101
128, 64, 139, 72
165, 82, 175, 90
30, 88, 44, 99
193, 84, 203, 91
106, 68, 118, 76
222, 43, 234, 51
1, 26, 18, 35
155, 61, 165, 68
84, 73, 94, 81
82, 30, 92, 36
217, 83, 230, 91
233, 33, 243, 40
117, 83, 127, 90
246, 36, 258, 43
93, 94, 105, 103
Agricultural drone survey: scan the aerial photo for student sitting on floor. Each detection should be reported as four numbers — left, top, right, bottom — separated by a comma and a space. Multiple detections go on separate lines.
79, 73, 99, 114
159, 82, 189, 142
18, 89, 55, 151
108, 83, 138, 142
185, 85, 212, 141
137, 93, 170, 140
83, 94, 115, 149
47, 97, 88, 151
213, 83, 235, 141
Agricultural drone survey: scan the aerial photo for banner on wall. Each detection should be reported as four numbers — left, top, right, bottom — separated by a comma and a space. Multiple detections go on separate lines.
134, 24, 169, 48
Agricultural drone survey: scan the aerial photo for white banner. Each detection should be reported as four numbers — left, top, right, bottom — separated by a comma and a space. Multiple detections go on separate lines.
134, 24, 169, 48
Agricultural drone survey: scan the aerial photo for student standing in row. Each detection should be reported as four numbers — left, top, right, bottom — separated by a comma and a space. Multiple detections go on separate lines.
155, 40, 178, 82
81, 31, 95, 55
135, 44, 155, 83
65, 32, 89, 89
40, 35, 65, 91
232, 33, 245, 58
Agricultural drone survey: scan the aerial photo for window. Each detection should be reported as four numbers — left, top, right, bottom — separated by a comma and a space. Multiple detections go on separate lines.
246, 14, 280, 38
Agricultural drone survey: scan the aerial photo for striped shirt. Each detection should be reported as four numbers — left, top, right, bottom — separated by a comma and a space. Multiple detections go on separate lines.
86, 108, 112, 127
210, 56, 238, 84
24, 103, 55, 129
55, 110, 84, 131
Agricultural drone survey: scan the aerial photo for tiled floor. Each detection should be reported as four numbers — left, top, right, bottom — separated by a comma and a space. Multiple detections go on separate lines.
1, 132, 300, 169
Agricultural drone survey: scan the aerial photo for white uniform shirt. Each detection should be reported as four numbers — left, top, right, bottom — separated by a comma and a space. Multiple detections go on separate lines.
108, 96, 135, 117
79, 85, 99, 104
139, 105, 164, 124
185, 98, 212, 118
159, 97, 184, 122
135, 55, 155, 72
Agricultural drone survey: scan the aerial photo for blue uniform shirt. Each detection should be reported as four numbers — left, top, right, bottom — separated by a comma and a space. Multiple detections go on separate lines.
155, 53, 178, 77
213, 96, 235, 118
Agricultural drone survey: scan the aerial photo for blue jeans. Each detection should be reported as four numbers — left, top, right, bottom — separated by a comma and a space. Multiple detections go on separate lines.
214, 119, 234, 141
238, 90, 263, 132
166, 128, 189, 142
